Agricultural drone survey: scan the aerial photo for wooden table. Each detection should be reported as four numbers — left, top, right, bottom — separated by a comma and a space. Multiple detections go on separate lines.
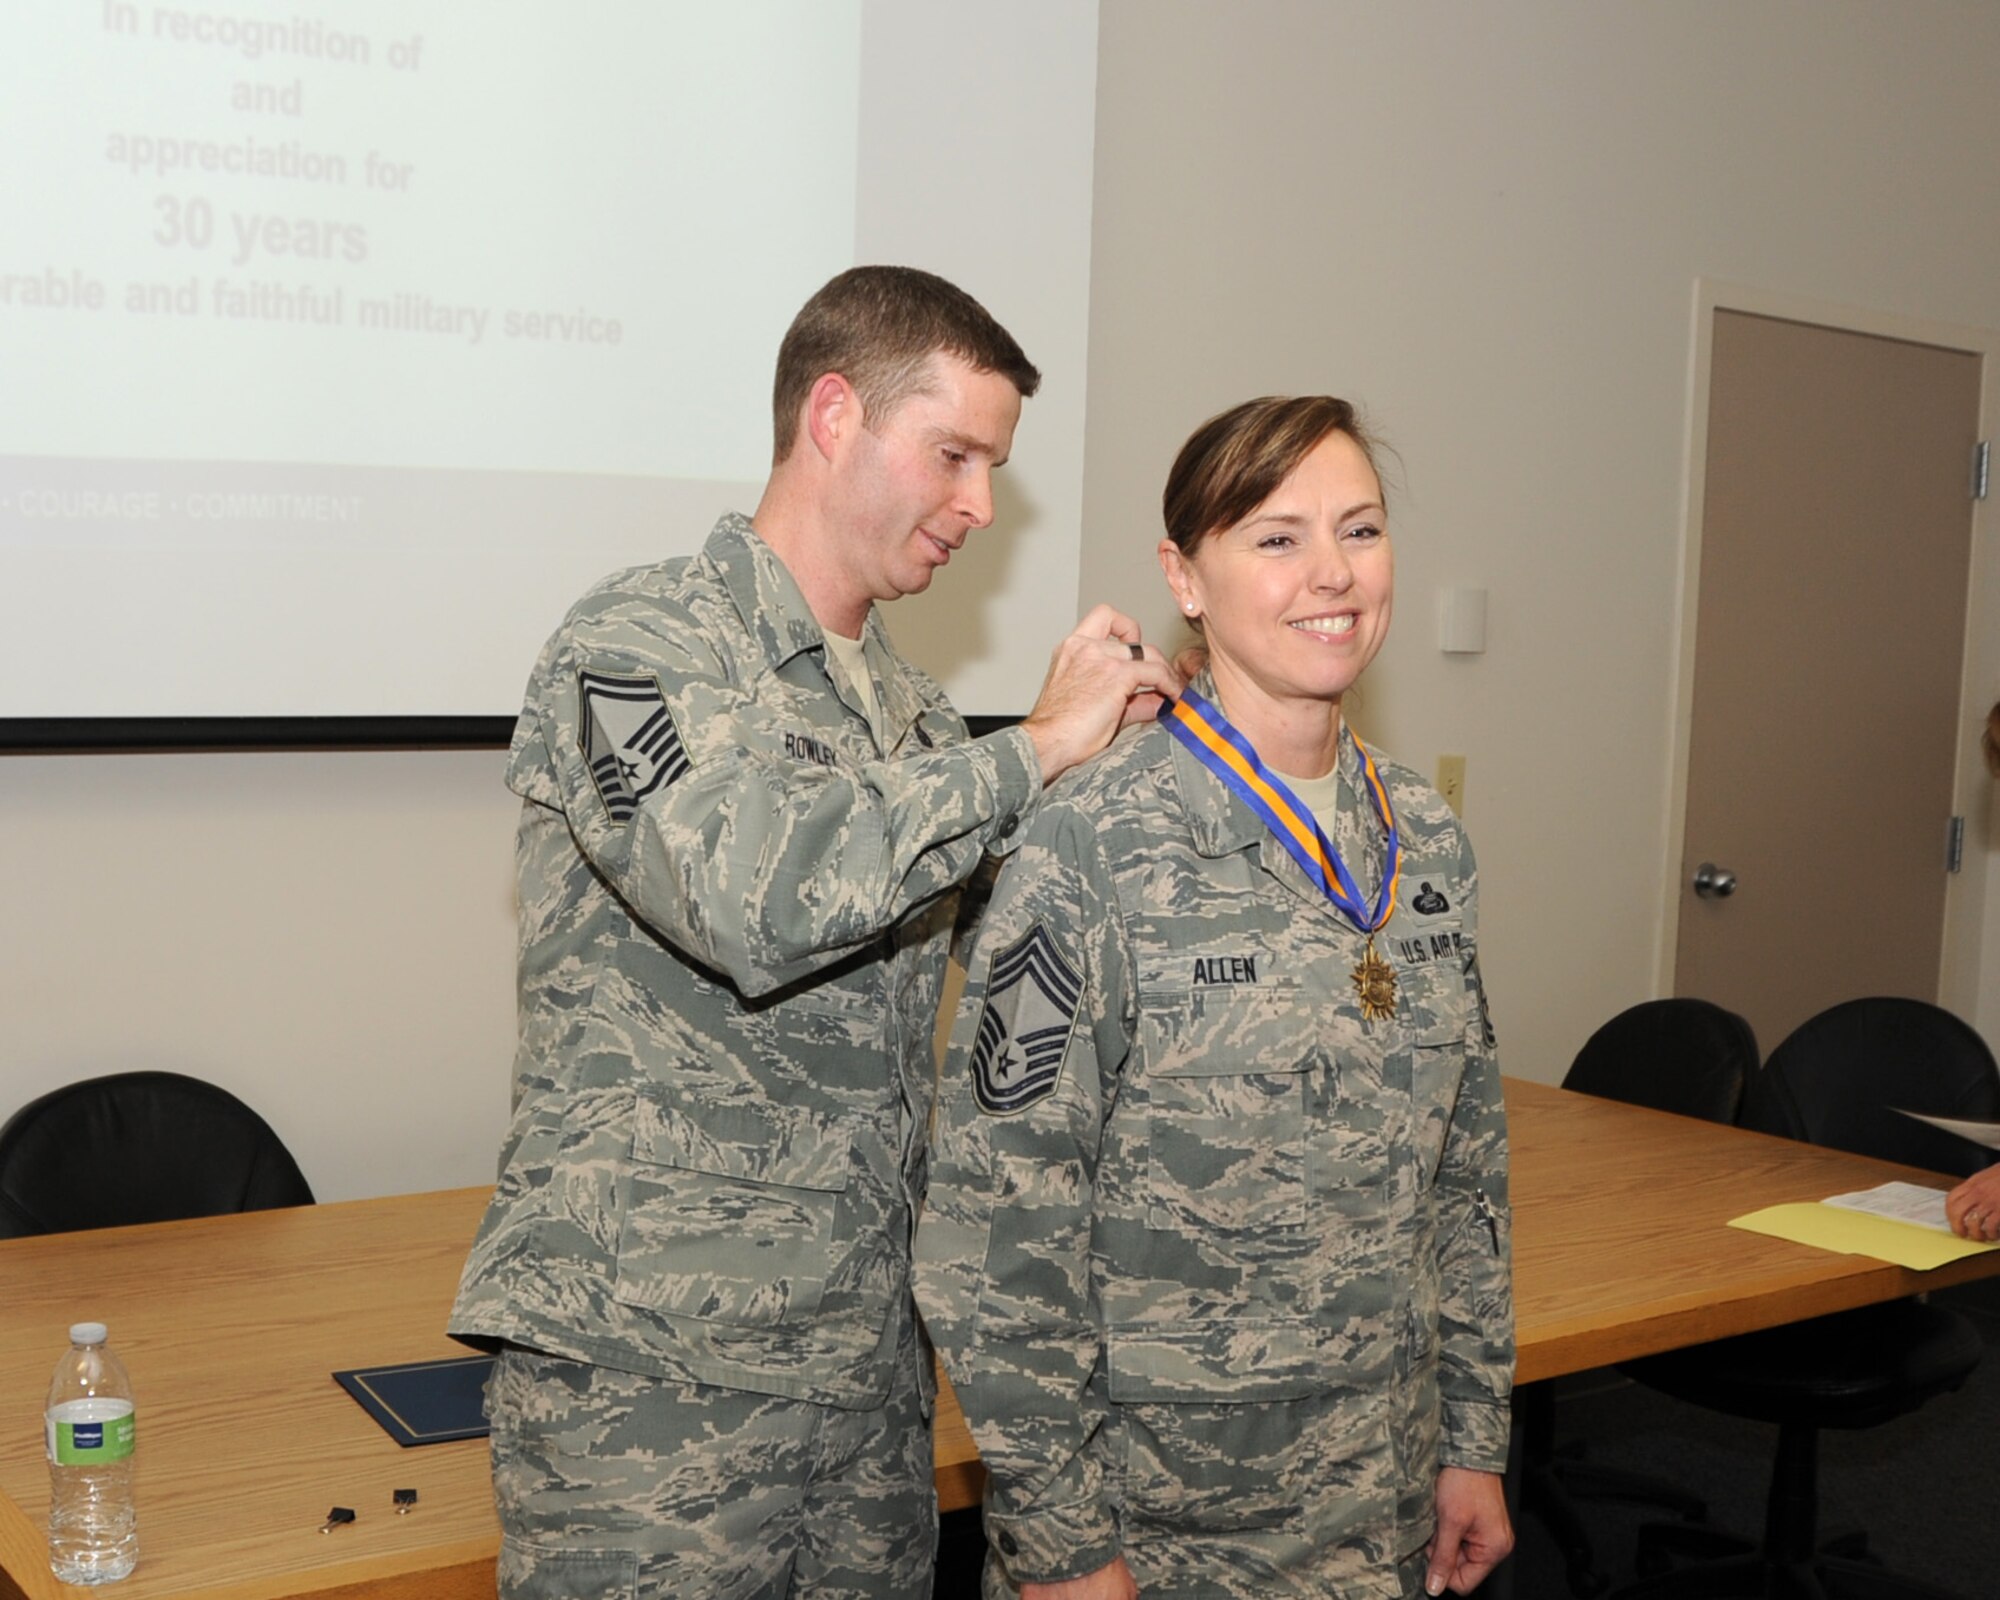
4, 1081, 1996, 1598
0, 1188, 495, 1600
1501, 1078, 2000, 1382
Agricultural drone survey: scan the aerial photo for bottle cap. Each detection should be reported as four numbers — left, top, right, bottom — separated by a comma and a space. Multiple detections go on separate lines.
69, 1322, 107, 1345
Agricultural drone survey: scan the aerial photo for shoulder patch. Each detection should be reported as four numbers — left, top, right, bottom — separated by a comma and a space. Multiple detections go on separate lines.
970, 922, 1084, 1116
579, 669, 691, 823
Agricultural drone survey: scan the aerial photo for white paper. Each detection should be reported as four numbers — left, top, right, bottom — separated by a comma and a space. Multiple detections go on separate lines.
1821, 1180, 1952, 1233
1891, 1108, 2000, 1151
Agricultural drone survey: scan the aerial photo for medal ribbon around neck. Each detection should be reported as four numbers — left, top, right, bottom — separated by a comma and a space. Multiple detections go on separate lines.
1162, 688, 1402, 935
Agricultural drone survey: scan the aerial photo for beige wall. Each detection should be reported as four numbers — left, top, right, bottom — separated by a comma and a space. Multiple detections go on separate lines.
1081, 0, 2000, 1082
0, 751, 518, 1201
7, 0, 2000, 1201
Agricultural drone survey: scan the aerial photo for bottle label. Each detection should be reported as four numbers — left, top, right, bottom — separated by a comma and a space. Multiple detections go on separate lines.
46, 1402, 135, 1466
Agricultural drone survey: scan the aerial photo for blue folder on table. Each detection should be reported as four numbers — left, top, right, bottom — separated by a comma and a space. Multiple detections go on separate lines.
333, 1355, 494, 1447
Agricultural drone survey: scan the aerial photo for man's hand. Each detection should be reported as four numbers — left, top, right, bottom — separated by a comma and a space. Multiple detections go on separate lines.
1021, 605, 1183, 785
1425, 1466, 1512, 1595
1021, 1554, 1139, 1600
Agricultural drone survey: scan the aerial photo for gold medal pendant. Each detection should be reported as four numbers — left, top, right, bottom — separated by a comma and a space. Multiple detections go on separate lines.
1352, 936, 1398, 1022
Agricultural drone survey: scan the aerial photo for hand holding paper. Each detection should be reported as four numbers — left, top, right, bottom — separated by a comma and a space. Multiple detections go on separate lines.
1730, 1181, 2000, 1270
1944, 1164, 2000, 1243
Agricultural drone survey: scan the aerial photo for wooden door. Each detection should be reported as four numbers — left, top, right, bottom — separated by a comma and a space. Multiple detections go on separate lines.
1674, 309, 1980, 1055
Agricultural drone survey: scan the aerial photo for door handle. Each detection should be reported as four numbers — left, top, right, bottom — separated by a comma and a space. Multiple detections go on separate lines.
1692, 862, 1738, 899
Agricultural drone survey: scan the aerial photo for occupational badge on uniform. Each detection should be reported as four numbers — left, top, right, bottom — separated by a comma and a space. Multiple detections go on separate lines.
970, 922, 1083, 1115
578, 669, 690, 824
1411, 882, 1451, 916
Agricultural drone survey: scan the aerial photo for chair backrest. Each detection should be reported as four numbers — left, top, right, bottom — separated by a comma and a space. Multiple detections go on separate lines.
1742, 997, 2000, 1177
0, 1071, 314, 1239
1563, 998, 1757, 1124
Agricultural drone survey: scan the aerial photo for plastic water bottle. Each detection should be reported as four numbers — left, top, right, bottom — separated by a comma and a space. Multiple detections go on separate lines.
45, 1322, 137, 1584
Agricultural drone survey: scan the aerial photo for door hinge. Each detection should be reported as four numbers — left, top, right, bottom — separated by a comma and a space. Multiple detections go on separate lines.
1974, 440, 1990, 502
1947, 814, 1965, 873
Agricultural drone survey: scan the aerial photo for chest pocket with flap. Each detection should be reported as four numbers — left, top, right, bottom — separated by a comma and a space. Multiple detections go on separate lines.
1142, 981, 1316, 1235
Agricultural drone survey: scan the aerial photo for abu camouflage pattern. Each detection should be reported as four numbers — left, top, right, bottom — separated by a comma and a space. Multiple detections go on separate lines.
487, 1319, 937, 1599
916, 691, 1513, 1598
449, 512, 1044, 1410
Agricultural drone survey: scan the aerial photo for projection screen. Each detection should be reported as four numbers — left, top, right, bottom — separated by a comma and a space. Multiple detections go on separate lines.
0, 1, 1097, 738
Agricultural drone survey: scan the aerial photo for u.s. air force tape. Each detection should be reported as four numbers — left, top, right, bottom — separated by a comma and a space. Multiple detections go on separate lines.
970, 922, 1083, 1115
578, 669, 691, 823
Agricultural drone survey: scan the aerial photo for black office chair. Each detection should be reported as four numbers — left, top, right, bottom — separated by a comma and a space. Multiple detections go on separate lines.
0, 1070, 314, 1238
1518, 999, 1759, 1596
1607, 997, 1997, 1600
1563, 999, 1755, 1126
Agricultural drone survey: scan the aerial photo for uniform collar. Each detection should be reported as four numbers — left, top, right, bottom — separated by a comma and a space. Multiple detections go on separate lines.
705, 511, 935, 746
706, 511, 825, 671
1166, 669, 1363, 860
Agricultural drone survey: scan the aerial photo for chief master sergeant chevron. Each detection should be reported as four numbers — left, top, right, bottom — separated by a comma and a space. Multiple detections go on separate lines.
449, 265, 1182, 1600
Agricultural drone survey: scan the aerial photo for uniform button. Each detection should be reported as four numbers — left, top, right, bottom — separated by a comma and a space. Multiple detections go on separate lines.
998, 1530, 1020, 1556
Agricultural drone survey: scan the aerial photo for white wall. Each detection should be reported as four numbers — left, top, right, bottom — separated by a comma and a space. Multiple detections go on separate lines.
1080, 0, 2000, 1082
7, 0, 2000, 1203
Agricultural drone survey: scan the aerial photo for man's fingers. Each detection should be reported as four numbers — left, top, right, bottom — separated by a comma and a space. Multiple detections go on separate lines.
1112, 649, 1180, 730
1073, 603, 1143, 645
1058, 630, 1180, 702
1132, 651, 1184, 700
1120, 693, 1167, 729
1023, 610, 1183, 784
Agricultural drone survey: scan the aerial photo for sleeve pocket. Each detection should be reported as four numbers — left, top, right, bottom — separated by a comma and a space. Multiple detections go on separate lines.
1410, 1021, 1467, 1189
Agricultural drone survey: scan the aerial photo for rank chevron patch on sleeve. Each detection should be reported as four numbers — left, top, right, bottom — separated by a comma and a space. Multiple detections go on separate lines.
970, 922, 1084, 1116
578, 668, 691, 823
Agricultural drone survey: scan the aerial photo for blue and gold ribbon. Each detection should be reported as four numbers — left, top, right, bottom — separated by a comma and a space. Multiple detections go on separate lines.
1161, 687, 1401, 935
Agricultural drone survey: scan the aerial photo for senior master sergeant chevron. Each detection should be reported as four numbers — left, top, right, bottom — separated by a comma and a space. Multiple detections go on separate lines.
448, 266, 1181, 1600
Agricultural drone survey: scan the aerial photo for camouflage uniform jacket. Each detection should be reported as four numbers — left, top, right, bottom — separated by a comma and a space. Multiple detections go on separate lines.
450, 512, 1042, 1409
915, 701, 1513, 1584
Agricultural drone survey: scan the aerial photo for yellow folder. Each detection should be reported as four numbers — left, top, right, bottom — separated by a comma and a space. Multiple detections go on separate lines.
1728, 1203, 2000, 1271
